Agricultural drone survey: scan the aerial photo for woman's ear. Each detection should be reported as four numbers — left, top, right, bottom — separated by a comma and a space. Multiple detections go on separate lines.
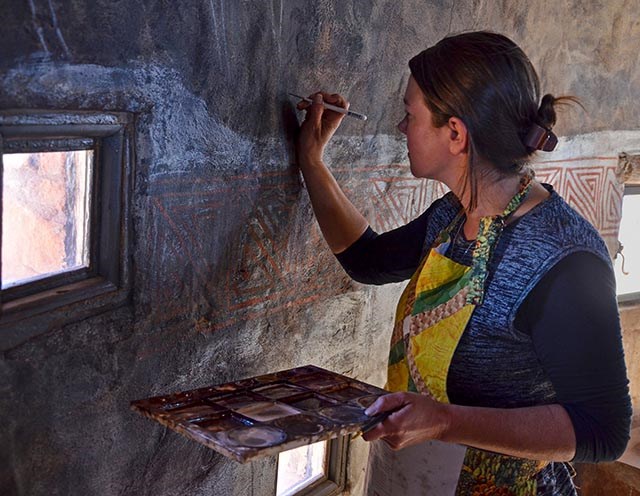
447, 117, 468, 155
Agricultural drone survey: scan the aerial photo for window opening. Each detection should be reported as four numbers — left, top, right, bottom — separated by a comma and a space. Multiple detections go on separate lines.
2, 149, 93, 289
276, 441, 328, 496
614, 185, 640, 301
274, 435, 347, 496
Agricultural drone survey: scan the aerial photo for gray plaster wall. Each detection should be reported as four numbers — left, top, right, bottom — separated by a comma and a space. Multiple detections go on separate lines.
1, 1, 639, 495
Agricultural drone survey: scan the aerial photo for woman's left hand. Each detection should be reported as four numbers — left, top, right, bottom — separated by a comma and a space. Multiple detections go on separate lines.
362, 392, 450, 450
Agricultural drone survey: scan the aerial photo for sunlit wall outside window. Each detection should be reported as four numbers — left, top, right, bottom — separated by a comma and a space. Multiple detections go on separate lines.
614, 191, 640, 298
2, 150, 93, 289
276, 441, 327, 496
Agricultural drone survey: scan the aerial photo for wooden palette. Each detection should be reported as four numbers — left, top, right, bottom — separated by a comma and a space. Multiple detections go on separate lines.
130, 365, 389, 463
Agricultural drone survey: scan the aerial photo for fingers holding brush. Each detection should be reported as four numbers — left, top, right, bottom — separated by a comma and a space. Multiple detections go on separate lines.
294, 92, 350, 113
361, 392, 450, 451
294, 91, 349, 167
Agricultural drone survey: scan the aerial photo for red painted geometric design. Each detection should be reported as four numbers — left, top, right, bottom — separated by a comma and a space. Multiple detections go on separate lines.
145, 176, 326, 331
564, 168, 603, 228
147, 167, 441, 332
535, 158, 623, 254
533, 166, 563, 188
369, 178, 446, 232
147, 158, 622, 333
603, 167, 624, 238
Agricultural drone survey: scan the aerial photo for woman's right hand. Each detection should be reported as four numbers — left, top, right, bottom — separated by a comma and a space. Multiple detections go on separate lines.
295, 92, 349, 169
290, 91, 368, 253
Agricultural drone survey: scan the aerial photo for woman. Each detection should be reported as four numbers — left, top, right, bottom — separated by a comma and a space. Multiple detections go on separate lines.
295, 32, 631, 495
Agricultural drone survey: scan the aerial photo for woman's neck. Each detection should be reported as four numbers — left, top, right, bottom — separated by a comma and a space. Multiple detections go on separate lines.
450, 172, 549, 240
461, 175, 522, 220
455, 173, 523, 217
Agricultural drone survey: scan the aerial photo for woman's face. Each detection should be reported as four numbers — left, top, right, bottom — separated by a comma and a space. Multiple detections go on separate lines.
398, 76, 456, 182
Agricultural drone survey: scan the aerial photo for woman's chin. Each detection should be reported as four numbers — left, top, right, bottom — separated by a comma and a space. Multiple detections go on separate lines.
408, 161, 441, 181
408, 159, 419, 177
409, 162, 427, 179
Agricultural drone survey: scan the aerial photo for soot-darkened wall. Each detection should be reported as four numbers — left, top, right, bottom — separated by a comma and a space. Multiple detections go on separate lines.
1, 1, 639, 495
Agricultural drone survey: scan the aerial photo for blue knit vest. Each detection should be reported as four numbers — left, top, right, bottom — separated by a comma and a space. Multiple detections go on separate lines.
418, 185, 611, 494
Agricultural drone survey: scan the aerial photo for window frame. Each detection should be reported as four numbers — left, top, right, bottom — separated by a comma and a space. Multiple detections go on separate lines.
276, 436, 349, 496
616, 184, 640, 304
617, 151, 640, 305
0, 111, 134, 347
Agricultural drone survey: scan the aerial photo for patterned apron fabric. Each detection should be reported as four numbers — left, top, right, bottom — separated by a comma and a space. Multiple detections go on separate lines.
384, 174, 549, 496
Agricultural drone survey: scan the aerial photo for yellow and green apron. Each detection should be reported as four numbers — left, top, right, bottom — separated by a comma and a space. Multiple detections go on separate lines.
367, 175, 547, 496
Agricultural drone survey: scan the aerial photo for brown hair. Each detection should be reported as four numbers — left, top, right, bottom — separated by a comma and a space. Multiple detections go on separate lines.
409, 31, 576, 209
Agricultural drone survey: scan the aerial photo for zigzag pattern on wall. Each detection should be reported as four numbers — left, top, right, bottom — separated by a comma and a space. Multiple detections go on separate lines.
147, 165, 443, 332
534, 157, 622, 254
368, 177, 447, 232
147, 159, 622, 332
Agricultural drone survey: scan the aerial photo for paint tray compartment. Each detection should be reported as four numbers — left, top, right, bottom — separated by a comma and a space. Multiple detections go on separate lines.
131, 365, 388, 463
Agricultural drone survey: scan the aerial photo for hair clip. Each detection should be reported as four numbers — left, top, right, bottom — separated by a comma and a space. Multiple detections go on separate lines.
524, 123, 558, 151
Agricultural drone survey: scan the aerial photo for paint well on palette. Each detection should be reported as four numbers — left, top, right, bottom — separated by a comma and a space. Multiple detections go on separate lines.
213, 394, 260, 410
222, 426, 287, 447
192, 413, 252, 431
236, 401, 301, 422
167, 403, 225, 421
318, 405, 369, 424
286, 394, 336, 411
290, 373, 345, 390
252, 383, 307, 399
355, 395, 382, 408
252, 372, 284, 384
323, 386, 369, 401
273, 414, 328, 436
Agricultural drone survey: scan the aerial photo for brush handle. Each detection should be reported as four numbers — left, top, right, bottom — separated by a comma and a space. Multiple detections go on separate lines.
358, 410, 393, 435
289, 93, 368, 121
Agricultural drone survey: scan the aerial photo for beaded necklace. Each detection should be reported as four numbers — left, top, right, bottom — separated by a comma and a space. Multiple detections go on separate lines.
435, 172, 534, 306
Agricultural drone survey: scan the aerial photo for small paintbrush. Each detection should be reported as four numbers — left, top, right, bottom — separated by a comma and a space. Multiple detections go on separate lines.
289, 92, 368, 121
353, 410, 394, 439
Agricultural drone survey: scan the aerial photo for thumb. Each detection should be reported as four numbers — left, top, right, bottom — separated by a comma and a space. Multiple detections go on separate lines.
305, 93, 324, 127
365, 393, 407, 416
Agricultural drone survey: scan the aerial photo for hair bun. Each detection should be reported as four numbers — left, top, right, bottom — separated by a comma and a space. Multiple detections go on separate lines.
536, 94, 558, 130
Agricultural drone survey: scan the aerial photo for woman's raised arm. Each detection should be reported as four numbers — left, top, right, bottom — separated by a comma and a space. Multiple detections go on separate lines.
295, 92, 369, 254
